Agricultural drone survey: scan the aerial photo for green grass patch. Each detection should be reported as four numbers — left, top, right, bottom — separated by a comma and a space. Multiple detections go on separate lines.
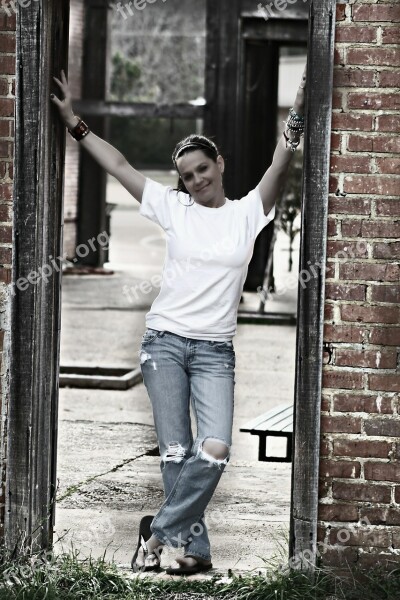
1, 545, 400, 600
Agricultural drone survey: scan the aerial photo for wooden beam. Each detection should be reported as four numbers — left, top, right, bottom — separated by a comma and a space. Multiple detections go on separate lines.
73, 100, 205, 119
204, 0, 242, 199
76, 0, 110, 267
242, 18, 308, 41
241, 0, 310, 20
6, 0, 69, 552
289, 0, 336, 569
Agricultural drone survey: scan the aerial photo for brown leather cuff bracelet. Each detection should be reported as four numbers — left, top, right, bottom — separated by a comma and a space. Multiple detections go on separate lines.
68, 116, 90, 141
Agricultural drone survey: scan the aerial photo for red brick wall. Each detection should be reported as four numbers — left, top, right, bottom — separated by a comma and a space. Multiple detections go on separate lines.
319, 1, 400, 568
0, 9, 15, 539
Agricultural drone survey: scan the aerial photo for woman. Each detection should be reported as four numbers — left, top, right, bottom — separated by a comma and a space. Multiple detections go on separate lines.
51, 65, 306, 575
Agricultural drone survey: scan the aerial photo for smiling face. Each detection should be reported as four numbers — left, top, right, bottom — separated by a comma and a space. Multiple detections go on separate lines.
176, 150, 226, 208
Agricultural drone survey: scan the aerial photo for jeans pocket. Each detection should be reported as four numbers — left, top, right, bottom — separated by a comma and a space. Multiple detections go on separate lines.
141, 328, 162, 344
215, 341, 234, 350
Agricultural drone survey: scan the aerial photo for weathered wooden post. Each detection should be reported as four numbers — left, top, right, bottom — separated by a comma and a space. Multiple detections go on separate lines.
289, 0, 336, 568
6, 0, 70, 552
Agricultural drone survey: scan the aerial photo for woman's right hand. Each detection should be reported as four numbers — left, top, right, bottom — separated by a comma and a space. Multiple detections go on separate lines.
293, 63, 307, 116
50, 70, 78, 129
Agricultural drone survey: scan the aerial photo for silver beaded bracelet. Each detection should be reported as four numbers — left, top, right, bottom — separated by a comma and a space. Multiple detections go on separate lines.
283, 130, 301, 152
283, 107, 305, 151
284, 107, 305, 134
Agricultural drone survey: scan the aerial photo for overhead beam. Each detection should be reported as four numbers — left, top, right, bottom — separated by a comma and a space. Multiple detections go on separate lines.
73, 100, 205, 119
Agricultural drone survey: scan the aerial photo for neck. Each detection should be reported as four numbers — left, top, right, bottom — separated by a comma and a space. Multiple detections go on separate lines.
194, 188, 226, 208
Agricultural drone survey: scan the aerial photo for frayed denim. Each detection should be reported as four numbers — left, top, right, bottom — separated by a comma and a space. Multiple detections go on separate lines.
139, 328, 235, 561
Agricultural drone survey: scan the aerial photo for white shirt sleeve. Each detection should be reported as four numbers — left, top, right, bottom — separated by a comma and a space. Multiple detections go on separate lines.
139, 177, 175, 231
239, 185, 276, 239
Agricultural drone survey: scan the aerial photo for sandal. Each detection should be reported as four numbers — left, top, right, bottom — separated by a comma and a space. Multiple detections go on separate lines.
131, 515, 163, 572
165, 556, 213, 576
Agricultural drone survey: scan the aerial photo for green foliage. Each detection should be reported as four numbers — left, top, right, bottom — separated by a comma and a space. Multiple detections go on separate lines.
1, 542, 400, 600
110, 52, 141, 102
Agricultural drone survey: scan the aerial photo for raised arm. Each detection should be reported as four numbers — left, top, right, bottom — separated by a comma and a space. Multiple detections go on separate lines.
50, 70, 146, 203
258, 64, 307, 216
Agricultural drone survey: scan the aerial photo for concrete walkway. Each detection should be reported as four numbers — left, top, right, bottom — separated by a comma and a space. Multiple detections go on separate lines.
54, 175, 299, 574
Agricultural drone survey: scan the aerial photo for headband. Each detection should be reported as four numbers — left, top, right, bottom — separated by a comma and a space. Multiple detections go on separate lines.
173, 141, 217, 163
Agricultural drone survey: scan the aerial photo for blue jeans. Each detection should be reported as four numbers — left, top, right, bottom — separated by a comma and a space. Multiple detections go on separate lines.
139, 328, 236, 561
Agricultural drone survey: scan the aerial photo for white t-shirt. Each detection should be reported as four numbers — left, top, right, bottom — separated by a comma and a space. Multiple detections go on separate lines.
139, 178, 275, 341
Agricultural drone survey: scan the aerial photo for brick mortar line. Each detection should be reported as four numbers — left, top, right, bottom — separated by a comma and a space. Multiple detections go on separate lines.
323, 366, 399, 373
325, 420, 400, 423
324, 324, 399, 330
335, 40, 400, 44
321, 433, 400, 439
326, 255, 400, 259
323, 418, 398, 422
322, 343, 399, 349
330, 200, 400, 204
319, 458, 398, 465
330, 155, 400, 160
331, 138, 400, 143
333, 87, 400, 92
319, 479, 400, 486
332, 113, 400, 116
326, 254, 400, 258
334, 66, 400, 70
327, 304, 400, 309
330, 173, 400, 177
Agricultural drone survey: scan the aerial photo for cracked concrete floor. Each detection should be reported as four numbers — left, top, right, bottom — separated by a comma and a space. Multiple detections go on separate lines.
55, 321, 295, 572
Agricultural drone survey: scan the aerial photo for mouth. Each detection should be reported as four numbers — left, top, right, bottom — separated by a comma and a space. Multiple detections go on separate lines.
196, 182, 211, 193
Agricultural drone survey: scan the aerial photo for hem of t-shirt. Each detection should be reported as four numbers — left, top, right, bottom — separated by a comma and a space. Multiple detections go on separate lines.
145, 320, 234, 342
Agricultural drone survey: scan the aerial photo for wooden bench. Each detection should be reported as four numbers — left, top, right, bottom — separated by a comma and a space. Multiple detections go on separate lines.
240, 403, 293, 462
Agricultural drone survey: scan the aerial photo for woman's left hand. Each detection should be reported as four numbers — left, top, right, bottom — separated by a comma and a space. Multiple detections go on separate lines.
293, 63, 307, 116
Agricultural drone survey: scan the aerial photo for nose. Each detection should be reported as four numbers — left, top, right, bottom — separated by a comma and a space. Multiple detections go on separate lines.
193, 172, 204, 188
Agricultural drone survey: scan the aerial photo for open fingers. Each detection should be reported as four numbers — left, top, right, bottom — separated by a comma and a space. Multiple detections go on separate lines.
53, 74, 71, 100
53, 75, 64, 89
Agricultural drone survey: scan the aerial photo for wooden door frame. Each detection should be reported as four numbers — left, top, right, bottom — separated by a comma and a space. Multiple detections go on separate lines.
5, 0, 70, 551
4, 0, 335, 568
289, 0, 336, 566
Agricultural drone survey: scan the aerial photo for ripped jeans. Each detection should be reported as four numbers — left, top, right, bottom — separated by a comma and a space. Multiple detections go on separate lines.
139, 328, 235, 561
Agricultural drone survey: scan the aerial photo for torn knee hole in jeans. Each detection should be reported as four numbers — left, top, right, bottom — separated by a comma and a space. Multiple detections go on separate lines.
139, 350, 157, 370
197, 437, 230, 468
162, 441, 186, 464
